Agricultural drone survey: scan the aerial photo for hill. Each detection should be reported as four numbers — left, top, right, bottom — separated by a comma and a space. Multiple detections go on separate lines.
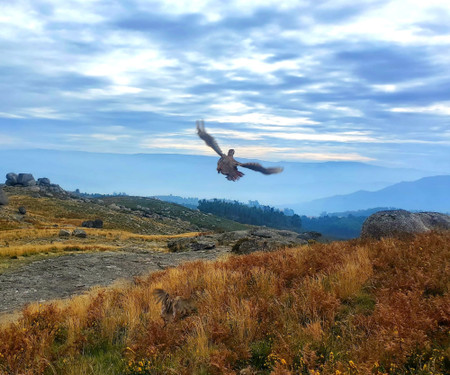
0, 184, 248, 275
0, 230, 448, 374
0, 149, 434, 206
289, 175, 450, 215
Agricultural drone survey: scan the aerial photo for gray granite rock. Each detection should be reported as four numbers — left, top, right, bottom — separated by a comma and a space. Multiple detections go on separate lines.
361, 210, 450, 239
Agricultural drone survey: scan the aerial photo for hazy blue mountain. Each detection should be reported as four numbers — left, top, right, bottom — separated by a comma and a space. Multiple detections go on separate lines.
288, 175, 450, 215
0, 149, 436, 206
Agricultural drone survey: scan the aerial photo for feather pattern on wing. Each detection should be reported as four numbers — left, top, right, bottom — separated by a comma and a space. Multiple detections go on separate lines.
238, 162, 284, 175
196, 120, 224, 157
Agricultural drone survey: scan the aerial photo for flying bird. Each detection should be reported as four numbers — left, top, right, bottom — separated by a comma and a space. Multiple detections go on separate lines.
196, 120, 283, 181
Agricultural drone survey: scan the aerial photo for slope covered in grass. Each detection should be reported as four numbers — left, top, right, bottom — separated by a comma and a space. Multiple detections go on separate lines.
0, 187, 248, 273
0, 231, 449, 375
0, 187, 248, 234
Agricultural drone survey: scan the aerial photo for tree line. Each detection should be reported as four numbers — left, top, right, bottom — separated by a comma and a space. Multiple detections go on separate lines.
198, 199, 302, 232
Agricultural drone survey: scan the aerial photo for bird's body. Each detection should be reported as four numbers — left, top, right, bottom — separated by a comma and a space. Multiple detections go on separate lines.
153, 288, 196, 326
196, 120, 283, 181
217, 149, 244, 181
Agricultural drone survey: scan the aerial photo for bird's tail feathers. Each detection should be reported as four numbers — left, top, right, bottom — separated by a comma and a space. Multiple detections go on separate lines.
153, 288, 170, 304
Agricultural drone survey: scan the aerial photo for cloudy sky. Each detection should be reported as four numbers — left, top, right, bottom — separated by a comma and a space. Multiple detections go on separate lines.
1, 0, 449, 172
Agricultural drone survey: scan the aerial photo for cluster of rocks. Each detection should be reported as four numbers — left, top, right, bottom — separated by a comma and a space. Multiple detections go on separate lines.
361, 210, 450, 239
167, 228, 314, 254
5, 173, 67, 196
228, 228, 310, 255
59, 228, 87, 238
6, 173, 36, 187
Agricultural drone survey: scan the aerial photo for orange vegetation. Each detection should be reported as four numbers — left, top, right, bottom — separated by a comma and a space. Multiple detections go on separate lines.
0, 231, 449, 375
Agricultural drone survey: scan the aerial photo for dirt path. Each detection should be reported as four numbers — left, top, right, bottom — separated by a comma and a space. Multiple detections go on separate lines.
0, 247, 230, 316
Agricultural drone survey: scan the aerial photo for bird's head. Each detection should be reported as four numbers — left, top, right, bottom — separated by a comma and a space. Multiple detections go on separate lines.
227, 149, 235, 156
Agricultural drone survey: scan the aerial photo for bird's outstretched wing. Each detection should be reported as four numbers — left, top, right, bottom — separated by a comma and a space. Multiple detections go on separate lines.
196, 120, 224, 157
238, 162, 284, 175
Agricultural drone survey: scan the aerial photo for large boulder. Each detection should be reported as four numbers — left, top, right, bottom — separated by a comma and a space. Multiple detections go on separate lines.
167, 237, 216, 252
37, 178, 51, 186
0, 188, 8, 205
231, 228, 308, 255
361, 210, 450, 240
16, 173, 36, 187
231, 238, 286, 255
82, 219, 103, 228
5, 173, 18, 186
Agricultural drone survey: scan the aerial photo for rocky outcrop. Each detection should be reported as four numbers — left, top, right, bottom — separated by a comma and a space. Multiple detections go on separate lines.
167, 237, 216, 252
18, 206, 27, 215
296, 231, 322, 241
361, 210, 450, 239
6, 173, 36, 187
82, 219, 103, 228
231, 228, 308, 255
166, 228, 311, 254
0, 188, 8, 206
5, 173, 67, 196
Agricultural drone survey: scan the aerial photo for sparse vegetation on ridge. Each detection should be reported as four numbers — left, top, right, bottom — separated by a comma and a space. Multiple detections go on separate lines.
0, 231, 448, 375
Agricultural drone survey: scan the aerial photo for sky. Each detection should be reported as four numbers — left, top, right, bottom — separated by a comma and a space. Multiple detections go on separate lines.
1, 0, 450, 172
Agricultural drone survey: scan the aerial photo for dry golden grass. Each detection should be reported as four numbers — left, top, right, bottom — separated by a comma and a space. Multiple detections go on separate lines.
0, 231, 449, 375
0, 227, 202, 243
0, 242, 118, 258
0, 226, 203, 259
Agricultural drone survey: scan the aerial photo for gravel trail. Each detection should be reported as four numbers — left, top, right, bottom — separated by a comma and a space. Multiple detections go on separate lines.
0, 247, 229, 315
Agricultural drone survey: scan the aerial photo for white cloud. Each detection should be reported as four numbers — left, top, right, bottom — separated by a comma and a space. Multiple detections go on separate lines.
316, 103, 363, 117
0, 134, 18, 145
278, 151, 375, 162
390, 102, 450, 116
0, 112, 25, 119
90, 133, 131, 141
78, 46, 179, 85
208, 113, 318, 126
63, 85, 144, 99
0, 107, 67, 120
263, 130, 377, 143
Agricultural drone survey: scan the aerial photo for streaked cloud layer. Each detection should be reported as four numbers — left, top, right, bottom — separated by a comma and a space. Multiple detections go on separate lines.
1, 0, 449, 171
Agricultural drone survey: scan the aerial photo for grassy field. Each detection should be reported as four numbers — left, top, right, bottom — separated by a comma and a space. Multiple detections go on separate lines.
0, 231, 448, 375
0, 188, 248, 273
0, 190, 248, 234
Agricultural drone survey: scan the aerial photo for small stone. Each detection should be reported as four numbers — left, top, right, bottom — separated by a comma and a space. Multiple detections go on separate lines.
59, 229, 71, 237
0, 189, 8, 205
72, 229, 87, 238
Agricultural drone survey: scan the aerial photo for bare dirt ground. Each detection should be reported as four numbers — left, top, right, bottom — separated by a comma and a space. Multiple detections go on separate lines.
0, 246, 230, 319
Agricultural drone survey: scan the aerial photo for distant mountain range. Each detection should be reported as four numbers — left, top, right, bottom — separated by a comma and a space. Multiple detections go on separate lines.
287, 175, 450, 215
0, 149, 442, 208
